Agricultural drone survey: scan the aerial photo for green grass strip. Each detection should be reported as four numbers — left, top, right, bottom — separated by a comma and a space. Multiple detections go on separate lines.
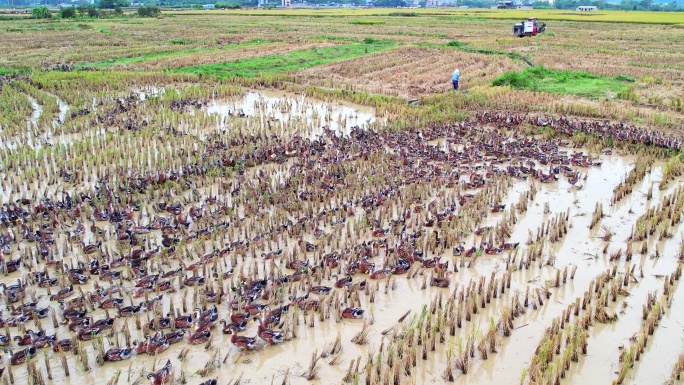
87, 39, 272, 68
0, 67, 20, 76
492, 66, 635, 99
175, 41, 394, 78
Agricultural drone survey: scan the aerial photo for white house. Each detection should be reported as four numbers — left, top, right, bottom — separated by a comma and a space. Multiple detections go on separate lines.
576, 5, 598, 11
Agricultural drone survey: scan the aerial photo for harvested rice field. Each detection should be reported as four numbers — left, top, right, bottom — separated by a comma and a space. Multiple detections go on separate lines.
0, 8, 684, 385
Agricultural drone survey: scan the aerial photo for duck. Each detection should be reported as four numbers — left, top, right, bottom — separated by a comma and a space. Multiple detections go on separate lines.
132, 337, 150, 354
101, 346, 133, 362
97, 297, 124, 309
67, 317, 90, 332
310, 285, 332, 295
430, 272, 453, 288
6, 301, 38, 315
244, 303, 268, 315
50, 338, 74, 352
134, 274, 159, 288
160, 329, 186, 345
391, 264, 410, 275
230, 312, 251, 323
500, 242, 520, 250
33, 306, 50, 319
263, 304, 289, 327
26, 329, 55, 348
49, 285, 74, 301
38, 277, 59, 288
219, 319, 248, 334
195, 317, 217, 333
0, 279, 24, 293
188, 329, 211, 344
4, 345, 36, 365
182, 275, 205, 286
89, 317, 115, 330
76, 326, 102, 341
255, 318, 284, 345
196, 305, 219, 322
2, 313, 31, 327
147, 317, 171, 330
146, 359, 173, 385
68, 272, 89, 285
116, 303, 142, 317
170, 312, 194, 328
229, 326, 258, 350
333, 275, 353, 288
484, 247, 503, 255
290, 294, 320, 310
59, 296, 86, 310
199, 379, 217, 385
342, 307, 365, 319
452, 242, 466, 256
491, 204, 506, 213
358, 259, 375, 274
14, 333, 34, 346
0, 333, 10, 346
145, 334, 170, 354
369, 269, 390, 280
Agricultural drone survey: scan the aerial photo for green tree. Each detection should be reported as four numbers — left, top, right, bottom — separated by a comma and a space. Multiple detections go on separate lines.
138, 6, 161, 16
664, 0, 678, 10
374, 0, 406, 6
60, 6, 77, 18
77, 5, 100, 16
31, 5, 52, 18
97, 0, 129, 9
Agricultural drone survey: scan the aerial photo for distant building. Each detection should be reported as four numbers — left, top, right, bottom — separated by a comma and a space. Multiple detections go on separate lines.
281, 0, 290, 6
202, 3, 215, 8
426, 0, 439, 7
576, 5, 598, 10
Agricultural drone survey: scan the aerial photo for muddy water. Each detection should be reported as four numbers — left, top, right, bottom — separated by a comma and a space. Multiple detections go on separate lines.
1, 150, 682, 385
2, 91, 684, 385
205, 90, 379, 139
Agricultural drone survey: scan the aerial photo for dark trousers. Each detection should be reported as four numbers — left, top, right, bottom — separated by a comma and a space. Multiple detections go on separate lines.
452, 79, 459, 91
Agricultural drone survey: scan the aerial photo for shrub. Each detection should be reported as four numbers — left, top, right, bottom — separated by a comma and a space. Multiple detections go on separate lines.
492, 71, 534, 89
350, 20, 385, 25
60, 7, 76, 18
138, 6, 161, 17
388, 12, 418, 16
617, 86, 639, 102
78, 6, 100, 17
97, 0, 129, 9
615, 74, 636, 83
215, 3, 241, 8
31, 6, 52, 19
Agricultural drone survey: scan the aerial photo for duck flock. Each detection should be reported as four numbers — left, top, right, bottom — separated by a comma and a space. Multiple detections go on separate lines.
0, 86, 682, 384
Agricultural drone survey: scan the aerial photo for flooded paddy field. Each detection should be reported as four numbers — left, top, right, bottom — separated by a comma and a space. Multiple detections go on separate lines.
0, 79, 683, 385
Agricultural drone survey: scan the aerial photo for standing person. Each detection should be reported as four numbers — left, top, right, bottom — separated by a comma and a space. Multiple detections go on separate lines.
451, 66, 460, 91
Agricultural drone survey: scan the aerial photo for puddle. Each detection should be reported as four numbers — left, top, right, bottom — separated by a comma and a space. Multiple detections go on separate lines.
205, 90, 379, 140
56, 95, 69, 124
